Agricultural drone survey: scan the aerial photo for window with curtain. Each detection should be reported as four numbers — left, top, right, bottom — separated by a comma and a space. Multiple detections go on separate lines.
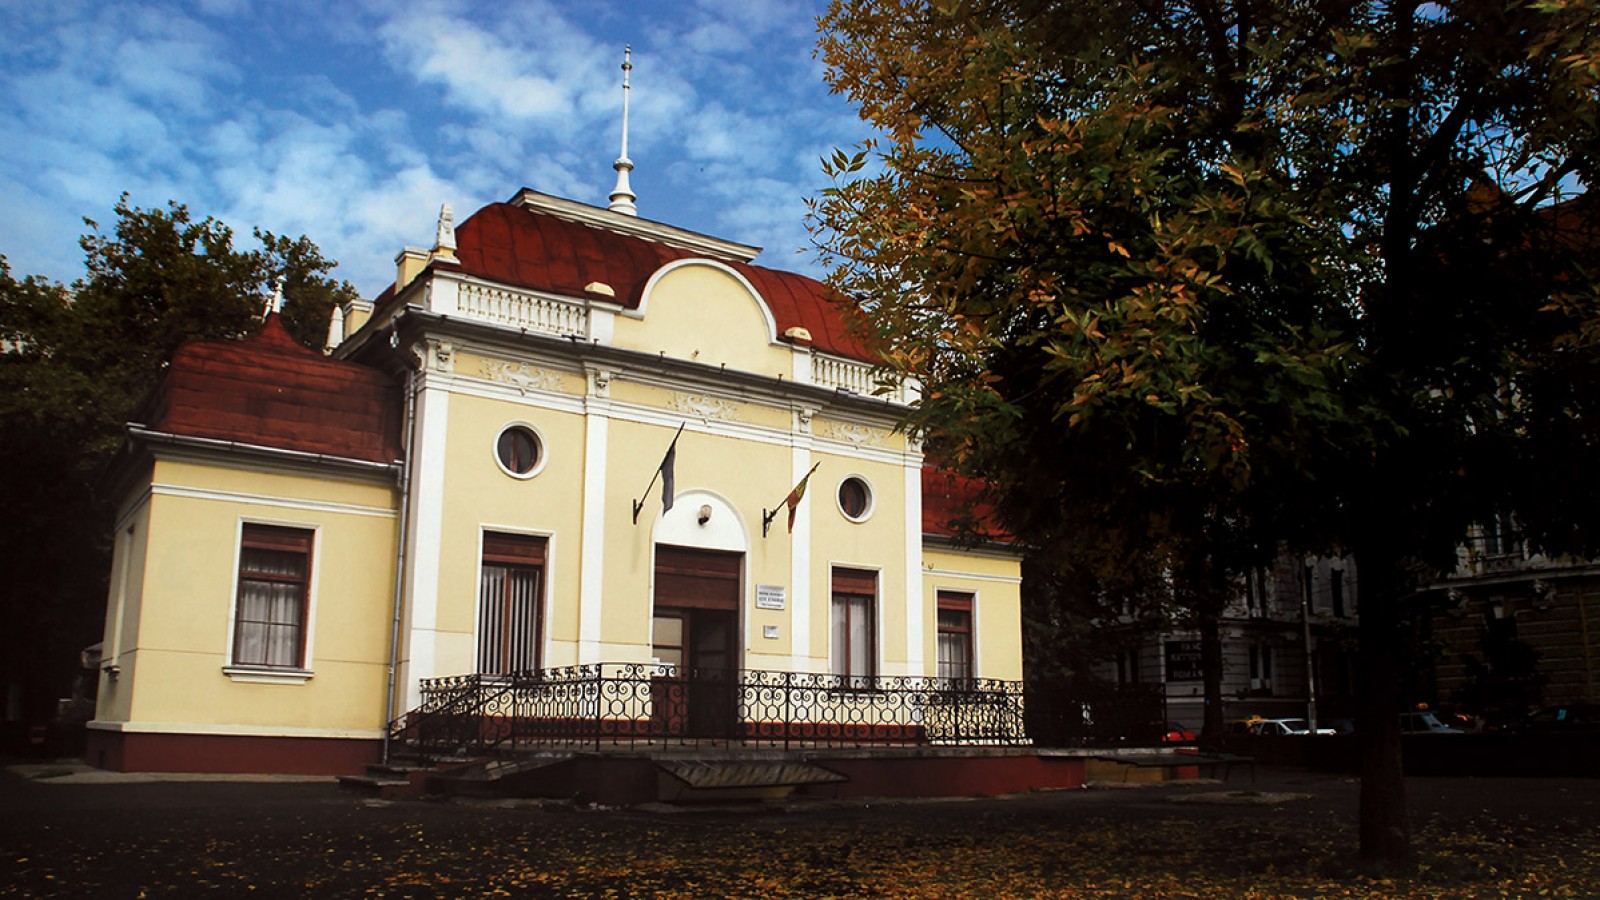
831, 568, 877, 688
479, 532, 547, 675
233, 524, 313, 669
936, 591, 973, 685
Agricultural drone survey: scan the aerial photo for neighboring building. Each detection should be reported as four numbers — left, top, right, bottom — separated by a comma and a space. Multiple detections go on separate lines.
1095, 555, 1360, 731
85, 185, 1025, 774
1425, 521, 1600, 722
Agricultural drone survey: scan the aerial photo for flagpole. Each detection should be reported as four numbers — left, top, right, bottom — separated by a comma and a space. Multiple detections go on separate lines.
763, 462, 820, 538
632, 422, 685, 524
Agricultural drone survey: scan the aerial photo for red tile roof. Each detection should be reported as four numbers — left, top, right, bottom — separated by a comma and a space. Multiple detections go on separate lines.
921, 467, 1010, 542
391, 200, 874, 362
142, 315, 402, 465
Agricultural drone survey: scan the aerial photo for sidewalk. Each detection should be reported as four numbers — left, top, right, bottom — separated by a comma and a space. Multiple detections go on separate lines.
3, 761, 1596, 898
6, 760, 333, 785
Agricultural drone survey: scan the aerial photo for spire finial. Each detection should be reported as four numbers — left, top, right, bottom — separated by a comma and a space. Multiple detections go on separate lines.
432, 203, 457, 260
608, 45, 638, 216
266, 278, 284, 316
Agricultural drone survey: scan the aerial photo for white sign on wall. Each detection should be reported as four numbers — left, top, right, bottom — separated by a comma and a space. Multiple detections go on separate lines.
755, 584, 786, 610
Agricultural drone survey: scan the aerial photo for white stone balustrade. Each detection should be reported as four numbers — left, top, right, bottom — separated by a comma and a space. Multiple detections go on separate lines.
457, 282, 590, 337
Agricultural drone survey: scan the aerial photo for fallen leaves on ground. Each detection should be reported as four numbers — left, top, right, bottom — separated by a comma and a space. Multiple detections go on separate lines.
6, 797, 1599, 897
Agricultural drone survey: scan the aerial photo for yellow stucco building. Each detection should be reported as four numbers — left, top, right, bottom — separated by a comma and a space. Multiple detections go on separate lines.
87, 187, 1025, 776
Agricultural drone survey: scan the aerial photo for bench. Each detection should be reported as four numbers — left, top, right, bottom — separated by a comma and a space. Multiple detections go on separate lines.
1182, 748, 1255, 782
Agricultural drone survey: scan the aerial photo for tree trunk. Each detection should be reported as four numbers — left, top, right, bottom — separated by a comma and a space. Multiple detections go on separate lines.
1355, 551, 1411, 862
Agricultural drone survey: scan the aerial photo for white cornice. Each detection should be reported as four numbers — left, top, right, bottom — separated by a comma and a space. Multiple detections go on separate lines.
402, 314, 910, 423
149, 483, 397, 519
129, 427, 402, 483
508, 188, 761, 262
922, 566, 1024, 585
922, 537, 1023, 561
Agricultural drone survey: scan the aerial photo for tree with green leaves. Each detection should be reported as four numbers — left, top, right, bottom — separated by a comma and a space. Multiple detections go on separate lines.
0, 198, 358, 744
810, 0, 1600, 862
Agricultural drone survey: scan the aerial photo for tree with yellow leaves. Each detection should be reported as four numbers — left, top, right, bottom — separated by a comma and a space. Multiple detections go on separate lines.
811, 0, 1600, 862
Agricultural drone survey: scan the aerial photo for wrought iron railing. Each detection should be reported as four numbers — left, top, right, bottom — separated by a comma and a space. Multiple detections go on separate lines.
390, 663, 1028, 759
1024, 680, 1168, 748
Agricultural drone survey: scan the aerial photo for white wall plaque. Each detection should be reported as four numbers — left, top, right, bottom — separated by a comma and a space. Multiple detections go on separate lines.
756, 584, 785, 610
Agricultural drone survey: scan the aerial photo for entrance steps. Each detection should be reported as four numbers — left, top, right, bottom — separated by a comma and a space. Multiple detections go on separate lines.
340, 746, 1103, 805
339, 750, 845, 805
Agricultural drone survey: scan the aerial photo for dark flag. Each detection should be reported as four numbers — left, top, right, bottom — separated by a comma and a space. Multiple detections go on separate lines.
632, 423, 686, 525
661, 438, 677, 514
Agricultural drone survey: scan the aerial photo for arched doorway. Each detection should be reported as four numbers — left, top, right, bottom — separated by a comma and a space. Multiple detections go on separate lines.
651, 545, 741, 738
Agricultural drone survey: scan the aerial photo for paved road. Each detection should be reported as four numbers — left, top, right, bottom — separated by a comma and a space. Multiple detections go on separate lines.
3, 762, 1596, 897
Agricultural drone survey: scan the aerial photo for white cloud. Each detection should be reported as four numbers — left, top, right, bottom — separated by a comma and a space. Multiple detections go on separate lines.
692, 0, 817, 40
0, 0, 860, 293
374, 2, 612, 126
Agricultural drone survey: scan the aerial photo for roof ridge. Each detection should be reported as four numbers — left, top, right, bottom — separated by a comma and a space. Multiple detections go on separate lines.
507, 189, 761, 263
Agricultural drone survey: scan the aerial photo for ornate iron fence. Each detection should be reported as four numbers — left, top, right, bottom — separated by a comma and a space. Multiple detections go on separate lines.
1024, 680, 1168, 748
391, 663, 1028, 759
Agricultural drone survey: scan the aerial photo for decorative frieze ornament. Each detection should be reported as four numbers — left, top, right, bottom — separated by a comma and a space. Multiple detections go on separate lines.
818, 420, 881, 447
412, 339, 455, 373
480, 359, 567, 394
670, 393, 740, 422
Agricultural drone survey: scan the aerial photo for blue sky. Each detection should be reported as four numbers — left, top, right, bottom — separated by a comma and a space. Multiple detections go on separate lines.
0, 0, 873, 297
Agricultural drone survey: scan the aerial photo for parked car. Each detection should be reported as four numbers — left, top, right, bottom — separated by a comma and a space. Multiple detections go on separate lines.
1520, 703, 1600, 733
1247, 718, 1335, 736
1158, 722, 1197, 744
1399, 711, 1462, 734
1127, 721, 1197, 744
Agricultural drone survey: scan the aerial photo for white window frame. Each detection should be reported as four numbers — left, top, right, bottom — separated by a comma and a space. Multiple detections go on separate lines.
492, 420, 549, 480
222, 518, 320, 684
475, 527, 551, 676
830, 566, 879, 688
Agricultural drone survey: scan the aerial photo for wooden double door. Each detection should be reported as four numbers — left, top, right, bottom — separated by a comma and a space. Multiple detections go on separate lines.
651, 546, 740, 738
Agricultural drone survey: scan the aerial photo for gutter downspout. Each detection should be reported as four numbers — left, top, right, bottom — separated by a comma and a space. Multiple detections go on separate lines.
380, 362, 420, 765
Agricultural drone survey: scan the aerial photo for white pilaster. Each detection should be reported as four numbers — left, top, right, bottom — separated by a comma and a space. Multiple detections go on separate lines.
400, 373, 450, 710
578, 369, 612, 662
425, 273, 460, 316
789, 424, 814, 670
903, 447, 925, 676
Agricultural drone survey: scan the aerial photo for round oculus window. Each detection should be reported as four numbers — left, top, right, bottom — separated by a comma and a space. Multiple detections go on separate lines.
838, 476, 873, 521
495, 425, 543, 478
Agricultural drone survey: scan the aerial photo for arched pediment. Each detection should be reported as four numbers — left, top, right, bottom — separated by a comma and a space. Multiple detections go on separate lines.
615, 260, 790, 378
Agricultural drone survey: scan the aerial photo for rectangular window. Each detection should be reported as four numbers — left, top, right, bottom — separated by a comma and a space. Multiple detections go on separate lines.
1244, 568, 1267, 617
233, 524, 313, 669
1116, 648, 1140, 684
479, 532, 547, 675
1249, 645, 1275, 693
831, 568, 877, 687
936, 592, 973, 684
1331, 569, 1346, 618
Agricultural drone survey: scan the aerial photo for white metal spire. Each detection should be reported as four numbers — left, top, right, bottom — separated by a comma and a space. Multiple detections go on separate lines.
608, 45, 638, 216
